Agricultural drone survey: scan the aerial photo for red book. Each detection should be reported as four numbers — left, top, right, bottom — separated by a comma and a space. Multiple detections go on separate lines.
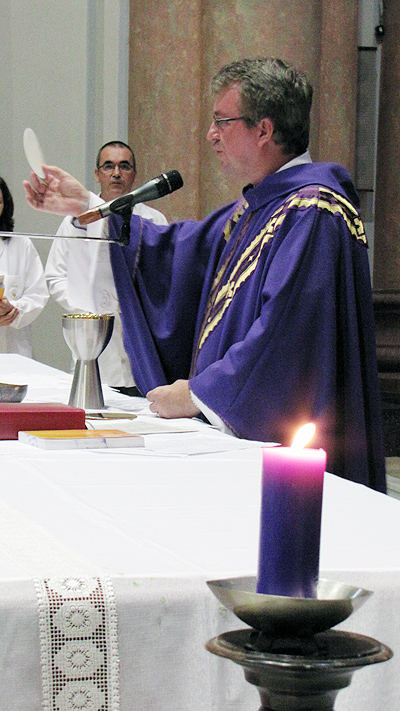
0, 403, 86, 440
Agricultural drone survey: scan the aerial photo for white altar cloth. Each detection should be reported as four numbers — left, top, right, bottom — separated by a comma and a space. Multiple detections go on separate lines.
0, 355, 398, 711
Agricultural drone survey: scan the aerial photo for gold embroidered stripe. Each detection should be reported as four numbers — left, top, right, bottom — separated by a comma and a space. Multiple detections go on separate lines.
286, 193, 367, 243
196, 186, 366, 354
198, 228, 275, 350
222, 198, 248, 241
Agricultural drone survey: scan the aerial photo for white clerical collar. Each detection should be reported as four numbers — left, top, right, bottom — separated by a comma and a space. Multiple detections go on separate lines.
277, 150, 312, 173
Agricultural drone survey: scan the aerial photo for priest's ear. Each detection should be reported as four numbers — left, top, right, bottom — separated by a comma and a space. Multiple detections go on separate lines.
257, 117, 275, 146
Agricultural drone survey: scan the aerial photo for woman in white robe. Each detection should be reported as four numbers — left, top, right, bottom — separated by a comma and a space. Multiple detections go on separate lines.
0, 176, 48, 356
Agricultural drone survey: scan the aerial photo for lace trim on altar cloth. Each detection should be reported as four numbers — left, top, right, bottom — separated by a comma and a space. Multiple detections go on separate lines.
34, 577, 119, 711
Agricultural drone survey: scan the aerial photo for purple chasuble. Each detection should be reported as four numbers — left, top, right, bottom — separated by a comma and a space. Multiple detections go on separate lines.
109, 162, 386, 492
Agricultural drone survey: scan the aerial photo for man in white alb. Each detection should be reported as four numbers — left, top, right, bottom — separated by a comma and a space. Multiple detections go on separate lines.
45, 141, 168, 395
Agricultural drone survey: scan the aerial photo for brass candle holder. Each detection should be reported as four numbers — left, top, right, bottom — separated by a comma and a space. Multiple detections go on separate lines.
206, 576, 392, 711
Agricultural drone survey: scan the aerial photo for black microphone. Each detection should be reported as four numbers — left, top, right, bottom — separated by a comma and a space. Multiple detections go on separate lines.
78, 170, 183, 225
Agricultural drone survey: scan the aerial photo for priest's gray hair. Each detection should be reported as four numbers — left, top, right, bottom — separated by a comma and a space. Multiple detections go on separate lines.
211, 57, 313, 156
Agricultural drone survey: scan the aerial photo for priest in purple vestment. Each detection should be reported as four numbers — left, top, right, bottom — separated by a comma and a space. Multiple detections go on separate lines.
23, 57, 386, 492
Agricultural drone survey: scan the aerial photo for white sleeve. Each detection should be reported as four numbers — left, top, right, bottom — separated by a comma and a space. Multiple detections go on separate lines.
9, 239, 49, 329
189, 389, 235, 436
133, 203, 169, 226
45, 194, 106, 311
45, 218, 73, 311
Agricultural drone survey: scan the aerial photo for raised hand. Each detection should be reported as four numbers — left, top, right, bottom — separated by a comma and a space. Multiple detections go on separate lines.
23, 165, 91, 217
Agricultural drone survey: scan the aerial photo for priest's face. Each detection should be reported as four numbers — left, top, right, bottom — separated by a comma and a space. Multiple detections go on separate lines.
207, 85, 263, 184
95, 145, 137, 202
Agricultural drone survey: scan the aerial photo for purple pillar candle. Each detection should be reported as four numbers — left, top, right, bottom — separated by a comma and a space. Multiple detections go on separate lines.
257, 446, 326, 598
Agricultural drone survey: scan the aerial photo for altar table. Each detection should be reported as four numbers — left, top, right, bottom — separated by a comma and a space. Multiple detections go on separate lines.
0, 354, 399, 711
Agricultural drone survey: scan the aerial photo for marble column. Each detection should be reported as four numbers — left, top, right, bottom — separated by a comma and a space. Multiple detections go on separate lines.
317, 0, 359, 176
198, 0, 322, 217
128, 0, 359, 221
128, 0, 203, 222
373, 0, 400, 290
373, 0, 400, 393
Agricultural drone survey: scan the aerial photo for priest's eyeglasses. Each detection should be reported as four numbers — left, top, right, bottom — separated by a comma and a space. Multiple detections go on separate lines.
212, 116, 250, 129
98, 161, 135, 173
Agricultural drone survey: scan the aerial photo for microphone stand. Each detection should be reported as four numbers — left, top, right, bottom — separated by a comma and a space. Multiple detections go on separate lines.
2, 206, 133, 245
106, 194, 135, 246
119, 206, 133, 246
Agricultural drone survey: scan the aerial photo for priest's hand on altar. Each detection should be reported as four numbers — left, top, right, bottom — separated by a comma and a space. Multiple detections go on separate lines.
147, 380, 201, 419
23, 166, 90, 217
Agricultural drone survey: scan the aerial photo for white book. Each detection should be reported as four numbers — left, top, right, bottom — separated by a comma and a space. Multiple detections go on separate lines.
18, 429, 144, 450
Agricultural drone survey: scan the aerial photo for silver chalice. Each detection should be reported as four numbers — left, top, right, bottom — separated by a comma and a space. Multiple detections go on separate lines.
62, 313, 114, 410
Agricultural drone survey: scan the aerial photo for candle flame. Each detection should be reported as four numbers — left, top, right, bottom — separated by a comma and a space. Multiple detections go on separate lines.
291, 423, 316, 449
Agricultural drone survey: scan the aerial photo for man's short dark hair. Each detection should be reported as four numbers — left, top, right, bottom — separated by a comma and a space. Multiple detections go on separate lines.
211, 57, 313, 156
96, 141, 136, 171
